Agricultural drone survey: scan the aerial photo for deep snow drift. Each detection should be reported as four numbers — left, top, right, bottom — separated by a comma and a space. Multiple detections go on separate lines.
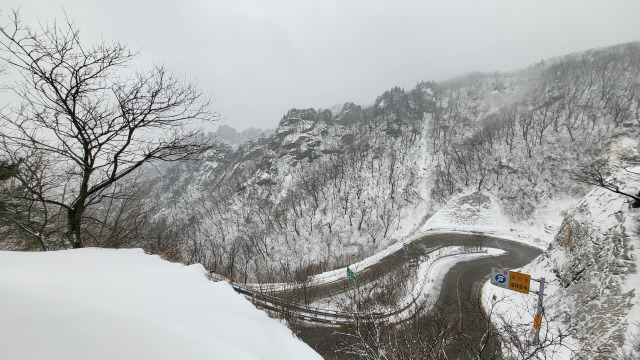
0, 248, 321, 360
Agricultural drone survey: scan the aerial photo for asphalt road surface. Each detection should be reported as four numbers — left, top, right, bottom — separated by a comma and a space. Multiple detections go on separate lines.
296, 232, 543, 359
436, 235, 543, 358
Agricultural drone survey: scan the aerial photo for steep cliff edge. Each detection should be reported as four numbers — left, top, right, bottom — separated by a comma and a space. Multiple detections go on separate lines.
546, 167, 639, 357
487, 166, 640, 358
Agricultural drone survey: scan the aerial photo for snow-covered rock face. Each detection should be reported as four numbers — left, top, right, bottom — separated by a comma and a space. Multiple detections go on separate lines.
274, 109, 321, 160
335, 102, 362, 126
541, 168, 639, 357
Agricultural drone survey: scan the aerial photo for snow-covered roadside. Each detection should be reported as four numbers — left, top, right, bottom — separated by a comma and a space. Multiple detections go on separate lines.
481, 263, 578, 359
240, 239, 488, 293
0, 248, 322, 360
240, 240, 408, 292
387, 247, 505, 321
420, 191, 575, 250
482, 167, 640, 358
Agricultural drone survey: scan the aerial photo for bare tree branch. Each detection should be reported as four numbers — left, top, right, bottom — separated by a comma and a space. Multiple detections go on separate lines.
0, 11, 217, 248
571, 161, 640, 206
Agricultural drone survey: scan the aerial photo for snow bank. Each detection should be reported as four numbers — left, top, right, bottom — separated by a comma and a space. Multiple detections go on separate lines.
421, 190, 570, 248
386, 247, 505, 321
417, 248, 505, 303
0, 248, 321, 360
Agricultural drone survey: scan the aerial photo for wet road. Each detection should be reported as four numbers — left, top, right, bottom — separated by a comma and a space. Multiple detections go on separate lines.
283, 233, 541, 305
296, 232, 543, 358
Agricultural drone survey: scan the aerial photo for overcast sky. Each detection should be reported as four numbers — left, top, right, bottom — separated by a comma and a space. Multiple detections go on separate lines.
4, 1, 640, 130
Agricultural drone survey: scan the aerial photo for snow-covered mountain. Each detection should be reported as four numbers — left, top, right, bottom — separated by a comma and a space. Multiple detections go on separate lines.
134, 42, 639, 287
148, 99, 429, 282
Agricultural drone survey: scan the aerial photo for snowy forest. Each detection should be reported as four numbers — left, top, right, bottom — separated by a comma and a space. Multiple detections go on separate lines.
129, 42, 640, 283
3, 34, 638, 286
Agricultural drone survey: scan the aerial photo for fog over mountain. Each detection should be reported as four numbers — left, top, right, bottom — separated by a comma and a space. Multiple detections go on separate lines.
213, 125, 274, 149
121, 42, 639, 281
5, 1, 640, 130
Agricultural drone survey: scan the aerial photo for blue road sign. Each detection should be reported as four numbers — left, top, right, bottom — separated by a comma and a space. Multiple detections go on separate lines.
490, 267, 510, 289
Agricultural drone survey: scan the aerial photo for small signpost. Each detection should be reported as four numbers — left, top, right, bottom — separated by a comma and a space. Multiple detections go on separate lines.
402, 243, 408, 251
533, 314, 542, 330
347, 267, 356, 283
532, 277, 545, 344
347, 267, 359, 311
490, 267, 545, 345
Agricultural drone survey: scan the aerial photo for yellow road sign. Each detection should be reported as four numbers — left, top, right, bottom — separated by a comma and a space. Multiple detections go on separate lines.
509, 271, 531, 294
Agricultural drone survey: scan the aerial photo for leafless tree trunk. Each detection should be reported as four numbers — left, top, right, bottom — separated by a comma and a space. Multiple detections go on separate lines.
571, 161, 640, 207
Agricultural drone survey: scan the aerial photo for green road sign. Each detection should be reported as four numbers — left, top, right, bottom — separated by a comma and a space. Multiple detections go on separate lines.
347, 267, 356, 283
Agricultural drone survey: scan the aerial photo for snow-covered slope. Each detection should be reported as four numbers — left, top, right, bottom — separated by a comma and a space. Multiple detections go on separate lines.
484, 167, 640, 358
131, 42, 639, 285
421, 190, 570, 248
0, 248, 321, 360
540, 168, 639, 357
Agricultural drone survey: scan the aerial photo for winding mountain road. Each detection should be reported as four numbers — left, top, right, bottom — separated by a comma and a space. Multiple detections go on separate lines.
229, 232, 543, 358
264, 233, 542, 311
291, 232, 543, 358
437, 235, 543, 325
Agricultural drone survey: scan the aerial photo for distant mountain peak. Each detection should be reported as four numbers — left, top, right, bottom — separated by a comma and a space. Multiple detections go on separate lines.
213, 124, 274, 149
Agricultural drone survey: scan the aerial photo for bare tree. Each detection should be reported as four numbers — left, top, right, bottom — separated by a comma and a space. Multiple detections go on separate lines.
571, 161, 640, 207
0, 11, 216, 248
0, 153, 66, 250
82, 177, 157, 249
326, 278, 580, 360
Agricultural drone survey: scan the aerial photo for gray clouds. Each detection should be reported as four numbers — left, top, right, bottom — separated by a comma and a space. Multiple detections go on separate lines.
5, 0, 640, 129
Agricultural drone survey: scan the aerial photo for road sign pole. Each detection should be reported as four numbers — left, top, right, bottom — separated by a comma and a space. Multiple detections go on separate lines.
352, 270, 359, 313
347, 267, 359, 312
533, 277, 545, 345
491, 269, 545, 346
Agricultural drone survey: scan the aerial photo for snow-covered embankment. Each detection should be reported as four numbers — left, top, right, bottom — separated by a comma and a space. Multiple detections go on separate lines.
0, 248, 322, 360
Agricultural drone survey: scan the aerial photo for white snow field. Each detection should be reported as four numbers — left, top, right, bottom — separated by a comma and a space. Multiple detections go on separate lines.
0, 248, 322, 360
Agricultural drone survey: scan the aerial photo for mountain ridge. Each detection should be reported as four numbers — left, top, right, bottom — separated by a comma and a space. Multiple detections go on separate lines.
136, 41, 639, 286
